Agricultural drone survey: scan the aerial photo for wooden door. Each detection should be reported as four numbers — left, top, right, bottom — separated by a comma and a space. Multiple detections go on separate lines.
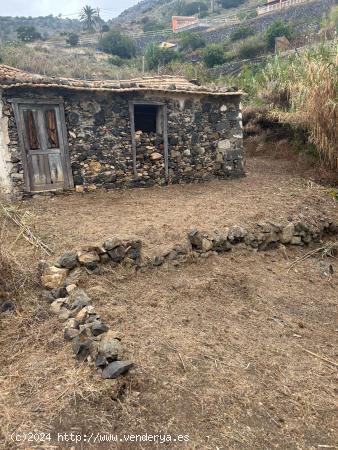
13, 100, 73, 193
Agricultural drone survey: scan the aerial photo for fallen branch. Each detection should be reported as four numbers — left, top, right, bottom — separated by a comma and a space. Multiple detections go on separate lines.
1, 203, 53, 255
301, 347, 338, 368
287, 242, 338, 273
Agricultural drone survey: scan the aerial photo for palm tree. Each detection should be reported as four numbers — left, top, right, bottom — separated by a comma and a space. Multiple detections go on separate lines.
80, 5, 99, 32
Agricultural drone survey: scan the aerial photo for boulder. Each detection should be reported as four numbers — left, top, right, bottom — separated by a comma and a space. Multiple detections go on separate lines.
92, 322, 109, 337
281, 223, 295, 244
41, 266, 68, 290
72, 336, 93, 360
188, 230, 213, 252
108, 245, 126, 263
212, 232, 232, 252
150, 152, 162, 161
77, 250, 100, 265
98, 331, 122, 361
227, 226, 247, 243
64, 328, 80, 341
103, 238, 122, 251
57, 252, 78, 270
101, 361, 135, 379
50, 298, 66, 314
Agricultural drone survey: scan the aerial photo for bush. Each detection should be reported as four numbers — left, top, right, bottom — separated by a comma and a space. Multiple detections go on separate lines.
265, 21, 293, 50
108, 55, 125, 66
220, 0, 245, 9
182, 2, 208, 16
16, 26, 41, 42
237, 36, 267, 59
142, 20, 166, 32
101, 24, 110, 32
98, 29, 136, 59
203, 44, 225, 68
179, 32, 206, 51
66, 33, 79, 47
230, 26, 254, 42
144, 43, 178, 70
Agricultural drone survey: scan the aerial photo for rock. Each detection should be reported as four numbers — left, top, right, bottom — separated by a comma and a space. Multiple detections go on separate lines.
100, 253, 110, 264
59, 308, 72, 321
41, 266, 68, 290
57, 252, 78, 270
37, 260, 49, 274
50, 299, 66, 314
66, 284, 77, 294
92, 322, 109, 337
51, 287, 68, 299
72, 336, 93, 360
95, 355, 108, 368
212, 232, 232, 252
64, 328, 80, 341
77, 250, 100, 265
101, 361, 135, 379
227, 226, 247, 243
188, 230, 213, 252
64, 268, 82, 286
75, 307, 89, 324
98, 331, 122, 361
280, 223, 295, 244
153, 255, 164, 266
84, 261, 100, 274
103, 238, 122, 251
150, 152, 162, 161
64, 318, 79, 329
1, 301, 14, 313
68, 290, 90, 311
290, 236, 302, 245
41, 290, 55, 304
108, 245, 126, 263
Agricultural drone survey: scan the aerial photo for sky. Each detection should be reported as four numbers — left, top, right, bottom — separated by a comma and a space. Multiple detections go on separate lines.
0, 0, 140, 19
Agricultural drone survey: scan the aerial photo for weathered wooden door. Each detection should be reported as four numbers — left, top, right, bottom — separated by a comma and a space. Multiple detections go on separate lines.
12, 99, 73, 192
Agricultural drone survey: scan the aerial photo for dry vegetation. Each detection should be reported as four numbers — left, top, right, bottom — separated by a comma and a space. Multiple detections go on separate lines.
0, 43, 143, 80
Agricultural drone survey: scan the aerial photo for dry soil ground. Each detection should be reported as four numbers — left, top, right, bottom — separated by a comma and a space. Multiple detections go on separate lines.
1, 156, 338, 450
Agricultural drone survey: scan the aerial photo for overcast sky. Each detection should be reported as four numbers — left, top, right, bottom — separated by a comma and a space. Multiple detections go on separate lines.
1, 0, 140, 19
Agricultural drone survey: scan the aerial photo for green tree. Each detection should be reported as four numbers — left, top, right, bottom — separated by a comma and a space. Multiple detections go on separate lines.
182, 2, 208, 16
80, 5, 99, 32
220, 0, 245, 9
175, 0, 184, 15
16, 26, 41, 42
179, 32, 206, 51
98, 29, 136, 59
66, 33, 79, 47
230, 26, 254, 42
144, 43, 178, 70
237, 36, 267, 59
265, 21, 293, 50
202, 44, 225, 68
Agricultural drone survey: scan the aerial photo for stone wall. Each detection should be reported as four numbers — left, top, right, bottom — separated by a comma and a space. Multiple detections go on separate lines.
2, 88, 244, 195
0, 93, 13, 195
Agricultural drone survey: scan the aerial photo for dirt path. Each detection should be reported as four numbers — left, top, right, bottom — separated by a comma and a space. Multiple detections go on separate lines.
18, 157, 337, 259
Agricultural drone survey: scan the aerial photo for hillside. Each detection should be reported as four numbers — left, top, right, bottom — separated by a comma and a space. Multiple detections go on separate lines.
0, 15, 82, 42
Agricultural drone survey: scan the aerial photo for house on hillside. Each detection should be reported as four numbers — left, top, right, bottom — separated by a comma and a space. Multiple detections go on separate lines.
0, 65, 244, 196
257, 0, 311, 15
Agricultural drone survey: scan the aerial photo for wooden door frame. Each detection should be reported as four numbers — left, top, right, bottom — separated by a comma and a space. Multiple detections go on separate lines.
129, 100, 169, 182
9, 97, 74, 192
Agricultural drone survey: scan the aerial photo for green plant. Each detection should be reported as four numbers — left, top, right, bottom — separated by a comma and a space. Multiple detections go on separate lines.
98, 29, 136, 59
179, 32, 206, 51
16, 26, 41, 42
237, 36, 267, 59
80, 5, 99, 32
142, 20, 166, 32
230, 26, 254, 42
220, 0, 245, 9
182, 2, 208, 16
108, 55, 125, 66
265, 20, 293, 50
202, 44, 225, 68
144, 43, 178, 70
66, 33, 79, 47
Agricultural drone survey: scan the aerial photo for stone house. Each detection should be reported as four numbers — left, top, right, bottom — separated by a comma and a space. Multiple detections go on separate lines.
0, 64, 244, 196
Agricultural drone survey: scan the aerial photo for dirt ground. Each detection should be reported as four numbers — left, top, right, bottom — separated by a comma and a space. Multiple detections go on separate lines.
1, 156, 338, 449
14, 157, 338, 260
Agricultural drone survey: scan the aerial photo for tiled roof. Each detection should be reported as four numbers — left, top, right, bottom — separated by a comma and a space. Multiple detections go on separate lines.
0, 64, 242, 97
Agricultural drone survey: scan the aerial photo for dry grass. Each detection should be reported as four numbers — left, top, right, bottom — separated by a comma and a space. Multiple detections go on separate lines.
0, 43, 143, 80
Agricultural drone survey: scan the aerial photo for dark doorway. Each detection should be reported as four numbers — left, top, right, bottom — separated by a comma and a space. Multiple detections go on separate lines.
134, 104, 158, 133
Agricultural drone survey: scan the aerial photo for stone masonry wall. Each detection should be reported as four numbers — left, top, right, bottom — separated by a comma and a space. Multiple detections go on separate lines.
2, 88, 244, 194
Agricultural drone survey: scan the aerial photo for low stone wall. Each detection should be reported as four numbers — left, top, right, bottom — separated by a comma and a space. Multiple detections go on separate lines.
2, 89, 244, 195
39, 215, 338, 380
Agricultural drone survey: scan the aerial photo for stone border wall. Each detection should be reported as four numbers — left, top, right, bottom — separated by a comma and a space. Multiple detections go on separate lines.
39, 216, 338, 380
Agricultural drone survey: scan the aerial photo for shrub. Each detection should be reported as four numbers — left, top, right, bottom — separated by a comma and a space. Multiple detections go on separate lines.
265, 21, 293, 50
203, 44, 225, 68
16, 26, 41, 42
142, 20, 166, 32
237, 36, 267, 59
101, 24, 110, 32
182, 2, 208, 16
66, 33, 79, 47
144, 43, 178, 70
230, 26, 254, 42
220, 0, 245, 9
98, 29, 136, 59
108, 55, 125, 66
179, 32, 206, 51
